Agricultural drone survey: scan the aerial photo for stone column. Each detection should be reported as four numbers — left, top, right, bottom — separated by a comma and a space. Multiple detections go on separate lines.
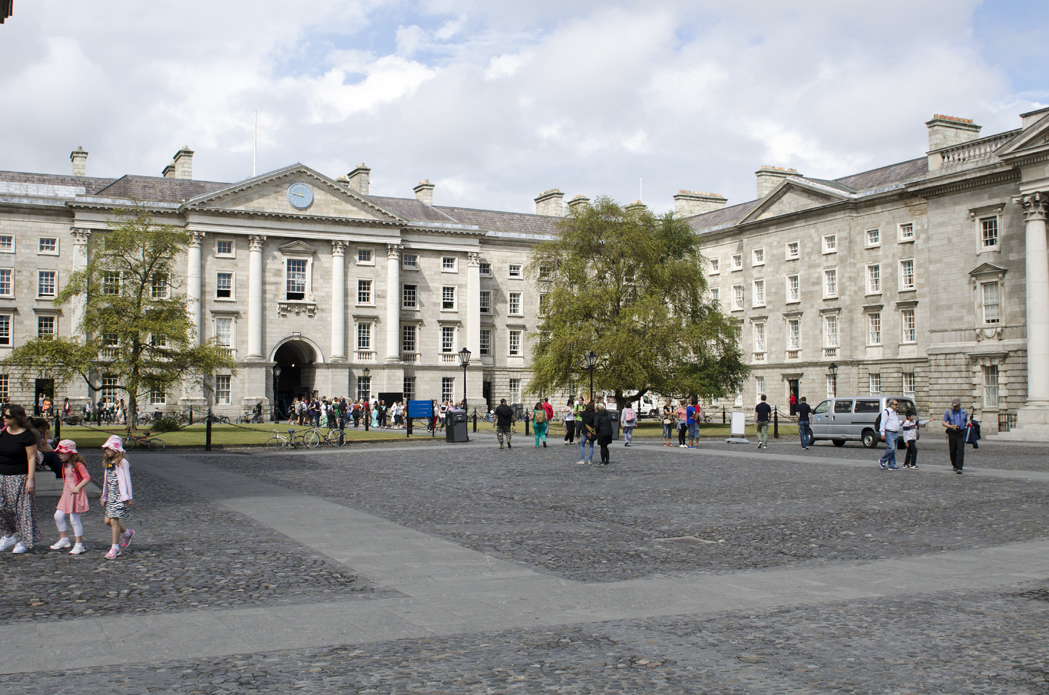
68, 228, 91, 334
331, 241, 347, 361
385, 244, 402, 364
467, 252, 481, 356
187, 231, 205, 346
246, 235, 266, 360
1019, 192, 1049, 422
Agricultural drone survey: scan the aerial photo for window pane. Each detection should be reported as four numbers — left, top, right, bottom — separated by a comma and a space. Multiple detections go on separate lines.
441, 326, 455, 352
442, 286, 455, 310
39, 271, 55, 296
357, 323, 371, 350
401, 325, 416, 352
286, 259, 306, 299
825, 315, 838, 347
981, 217, 999, 247
216, 317, 232, 346
480, 329, 491, 355
357, 279, 372, 304
402, 284, 417, 308
0, 315, 9, 345
868, 313, 881, 345
480, 290, 491, 313
509, 330, 521, 356
509, 292, 521, 314
982, 282, 1000, 324
216, 272, 232, 298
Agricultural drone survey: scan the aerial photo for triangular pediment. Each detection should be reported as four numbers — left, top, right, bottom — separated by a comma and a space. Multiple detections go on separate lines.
996, 109, 1049, 162
278, 240, 319, 255
740, 179, 850, 224
969, 262, 1007, 277
183, 164, 404, 223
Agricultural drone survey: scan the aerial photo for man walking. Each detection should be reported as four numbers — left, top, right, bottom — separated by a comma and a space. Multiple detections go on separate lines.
796, 396, 812, 450
494, 398, 515, 449
879, 399, 901, 470
942, 398, 968, 474
755, 395, 771, 449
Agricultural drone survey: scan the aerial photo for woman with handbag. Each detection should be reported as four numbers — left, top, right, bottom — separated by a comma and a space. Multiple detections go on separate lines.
595, 403, 614, 465
0, 404, 40, 554
577, 401, 596, 465
662, 401, 675, 447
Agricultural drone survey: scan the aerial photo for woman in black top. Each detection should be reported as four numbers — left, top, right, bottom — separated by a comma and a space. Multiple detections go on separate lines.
595, 403, 614, 465
578, 401, 597, 464
0, 404, 40, 553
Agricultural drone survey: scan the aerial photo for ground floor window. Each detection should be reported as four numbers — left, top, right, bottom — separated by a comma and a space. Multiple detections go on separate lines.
826, 374, 836, 399
356, 375, 371, 402
902, 372, 916, 398
442, 376, 455, 403
403, 376, 416, 401
509, 378, 521, 403
983, 365, 999, 408
868, 373, 881, 395
755, 376, 765, 402
215, 375, 231, 405
150, 388, 166, 405
0, 375, 8, 403
101, 376, 119, 401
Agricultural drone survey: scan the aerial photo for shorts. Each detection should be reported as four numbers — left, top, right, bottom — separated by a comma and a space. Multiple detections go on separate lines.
688, 422, 699, 439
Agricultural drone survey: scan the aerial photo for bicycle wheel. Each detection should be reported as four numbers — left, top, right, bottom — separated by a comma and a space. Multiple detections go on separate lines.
326, 429, 346, 447
125, 437, 138, 450
266, 436, 284, 450
147, 438, 166, 452
302, 429, 321, 449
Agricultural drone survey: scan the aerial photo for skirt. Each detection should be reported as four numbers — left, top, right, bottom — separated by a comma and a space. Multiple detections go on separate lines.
0, 474, 40, 547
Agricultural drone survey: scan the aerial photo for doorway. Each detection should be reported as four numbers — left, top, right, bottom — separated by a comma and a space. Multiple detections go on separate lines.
273, 341, 317, 419
788, 379, 799, 416
35, 378, 54, 416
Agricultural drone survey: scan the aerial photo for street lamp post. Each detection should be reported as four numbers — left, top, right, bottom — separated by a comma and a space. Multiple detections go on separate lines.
458, 347, 471, 411
362, 367, 370, 431
584, 351, 598, 403
827, 362, 838, 398
271, 365, 281, 422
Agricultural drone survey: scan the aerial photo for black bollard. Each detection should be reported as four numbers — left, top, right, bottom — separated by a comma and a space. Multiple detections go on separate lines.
407, 417, 412, 438
525, 413, 530, 436
54, 414, 61, 440
472, 411, 477, 433
722, 406, 726, 425
773, 406, 779, 439
205, 409, 213, 451
189, 408, 194, 426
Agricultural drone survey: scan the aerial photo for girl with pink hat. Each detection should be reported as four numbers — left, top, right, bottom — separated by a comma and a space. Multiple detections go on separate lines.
100, 435, 134, 559
49, 440, 90, 555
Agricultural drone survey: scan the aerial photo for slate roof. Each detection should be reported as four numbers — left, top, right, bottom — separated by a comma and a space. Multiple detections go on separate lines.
436, 206, 561, 236
367, 196, 461, 224
91, 175, 229, 203
0, 170, 115, 196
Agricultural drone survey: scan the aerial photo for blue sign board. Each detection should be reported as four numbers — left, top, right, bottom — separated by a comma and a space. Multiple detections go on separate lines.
407, 400, 433, 419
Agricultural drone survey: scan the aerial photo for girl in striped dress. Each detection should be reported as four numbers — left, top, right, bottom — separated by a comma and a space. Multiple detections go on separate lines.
100, 435, 134, 560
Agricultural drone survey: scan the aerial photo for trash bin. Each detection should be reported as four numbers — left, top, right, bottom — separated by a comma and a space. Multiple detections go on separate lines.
608, 409, 621, 441
445, 410, 469, 443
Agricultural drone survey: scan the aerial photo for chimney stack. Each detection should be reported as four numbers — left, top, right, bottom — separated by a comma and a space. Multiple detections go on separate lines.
625, 200, 647, 214
534, 188, 564, 216
756, 165, 802, 199
567, 194, 590, 213
347, 164, 370, 195
673, 190, 727, 217
413, 179, 435, 205
926, 114, 981, 151
162, 162, 175, 178
70, 147, 88, 177
173, 146, 194, 180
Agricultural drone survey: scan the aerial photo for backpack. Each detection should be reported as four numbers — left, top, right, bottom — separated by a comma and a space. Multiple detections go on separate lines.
875, 409, 890, 432
624, 409, 635, 424
533, 409, 546, 424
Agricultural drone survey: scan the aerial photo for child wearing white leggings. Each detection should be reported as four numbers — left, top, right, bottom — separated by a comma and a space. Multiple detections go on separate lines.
49, 440, 91, 555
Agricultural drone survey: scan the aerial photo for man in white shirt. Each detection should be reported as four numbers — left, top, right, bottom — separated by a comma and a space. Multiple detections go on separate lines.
878, 399, 901, 470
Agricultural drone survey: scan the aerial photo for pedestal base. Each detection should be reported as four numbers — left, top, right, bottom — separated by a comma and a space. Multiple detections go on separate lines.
992, 401, 1049, 442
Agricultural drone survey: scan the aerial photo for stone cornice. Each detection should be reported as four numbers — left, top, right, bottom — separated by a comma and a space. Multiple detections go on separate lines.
906, 165, 1020, 198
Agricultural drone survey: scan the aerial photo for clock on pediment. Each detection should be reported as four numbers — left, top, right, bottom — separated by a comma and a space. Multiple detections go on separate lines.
287, 182, 314, 210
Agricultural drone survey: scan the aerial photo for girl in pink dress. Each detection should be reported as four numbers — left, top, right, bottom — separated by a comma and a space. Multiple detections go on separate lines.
49, 440, 90, 555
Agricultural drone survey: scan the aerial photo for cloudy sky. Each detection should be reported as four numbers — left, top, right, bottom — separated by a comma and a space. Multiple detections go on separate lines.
1, 1, 1046, 214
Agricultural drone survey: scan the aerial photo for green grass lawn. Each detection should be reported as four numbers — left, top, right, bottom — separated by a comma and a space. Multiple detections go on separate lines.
54, 423, 416, 449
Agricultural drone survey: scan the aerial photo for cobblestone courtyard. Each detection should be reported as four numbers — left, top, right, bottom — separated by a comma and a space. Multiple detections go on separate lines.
1, 437, 1047, 693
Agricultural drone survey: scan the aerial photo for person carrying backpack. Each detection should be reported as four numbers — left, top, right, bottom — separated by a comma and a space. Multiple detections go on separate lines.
878, 399, 901, 470
622, 403, 637, 446
532, 401, 548, 448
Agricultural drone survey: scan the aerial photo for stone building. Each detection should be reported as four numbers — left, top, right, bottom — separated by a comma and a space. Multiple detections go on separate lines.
0, 151, 565, 418
685, 108, 1049, 440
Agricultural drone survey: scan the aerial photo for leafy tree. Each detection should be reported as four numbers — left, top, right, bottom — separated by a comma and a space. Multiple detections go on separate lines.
528, 196, 748, 410
1, 208, 236, 430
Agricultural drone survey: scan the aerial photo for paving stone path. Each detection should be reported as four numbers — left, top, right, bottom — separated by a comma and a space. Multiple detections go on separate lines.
0, 439, 1046, 694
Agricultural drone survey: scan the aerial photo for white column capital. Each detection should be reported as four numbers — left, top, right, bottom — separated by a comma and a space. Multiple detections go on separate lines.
386, 243, 402, 259
189, 231, 206, 248
1017, 191, 1049, 222
69, 228, 92, 245
467, 252, 481, 267
249, 234, 267, 251
332, 240, 347, 256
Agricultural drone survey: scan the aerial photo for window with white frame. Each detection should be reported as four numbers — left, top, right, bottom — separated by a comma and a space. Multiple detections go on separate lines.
898, 222, 915, 242
786, 274, 800, 303
508, 264, 522, 278
823, 234, 837, 253
401, 324, 416, 353
215, 317, 233, 348
479, 261, 492, 276
356, 322, 372, 351
0, 269, 12, 297
216, 272, 233, 299
752, 279, 765, 307
402, 253, 418, 270
0, 375, 8, 403
102, 271, 121, 296
867, 264, 881, 294
755, 376, 765, 401
357, 248, 373, 264
38, 238, 58, 254
150, 388, 167, 405
357, 279, 372, 305
509, 378, 521, 403
709, 258, 720, 274
868, 312, 881, 345
442, 286, 456, 310
980, 216, 999, 249
539, 265, 552, 281
441, 326, 456, 353
508, 291, 522, 315
356, 375, 371, 401
0, 236, 12, 253
38, 271, 56, 297
539, 293, 549, 315
824, 314, 839, 348
901, 309, 916, 343
442, 377, 455, 403
981, 281, 1001, 325
753, 322, 766, 352
732, 285, 744, 311
824, 268, 837, 298
480, 290, 492, 314
786, 242, 799, 260
0, 314, 10, 346
480, 329, 491, 355
216, 239, 234, 256
735, 326, 743, 351
709, 287, 720, 305
734, 391, 743, 407
866, 228, 880, 246
983, 365, 999, 408
38, 315, 55, 338
151, 273, 169, 299
285, 259, 307, 300
869, 373, 882, 395
508, 329, 521, 356
441, 256, 457, 272
150, 333, 168, 349
402, 376, 416, 401
101, 376, 119, 401
402, 284, 417, 309
903, 372, 916, 397
731, 253, 743, 270
899, 259, 915, 290
753, 248, 765, 266
787, 319, 800, 351
826, 374, 837, 398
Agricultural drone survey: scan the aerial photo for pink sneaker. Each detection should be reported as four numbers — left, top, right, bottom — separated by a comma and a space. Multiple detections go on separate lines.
120, 529, 135, 549
105, 547, 121, 560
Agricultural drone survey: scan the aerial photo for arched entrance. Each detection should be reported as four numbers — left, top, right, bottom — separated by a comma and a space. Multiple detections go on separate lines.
273, 340, 319, 419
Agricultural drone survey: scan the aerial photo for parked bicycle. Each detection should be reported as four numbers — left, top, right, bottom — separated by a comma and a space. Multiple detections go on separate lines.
325, 427, 347, 447
236, 411, 264, 424
266, 427, 320, 450
124, 433, 166, 451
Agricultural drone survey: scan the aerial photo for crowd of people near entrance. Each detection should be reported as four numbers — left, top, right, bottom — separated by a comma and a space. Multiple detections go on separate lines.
283, 396, 467, 433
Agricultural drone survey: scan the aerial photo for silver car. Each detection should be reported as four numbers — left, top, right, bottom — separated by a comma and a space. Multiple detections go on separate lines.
809, 396, 917, 448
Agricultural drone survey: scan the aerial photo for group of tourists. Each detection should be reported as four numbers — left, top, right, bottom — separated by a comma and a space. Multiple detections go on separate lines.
875, 397, 977, 473
659, 398, 704, 448
0, 403, 135, 558
283, 396, 464, 432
